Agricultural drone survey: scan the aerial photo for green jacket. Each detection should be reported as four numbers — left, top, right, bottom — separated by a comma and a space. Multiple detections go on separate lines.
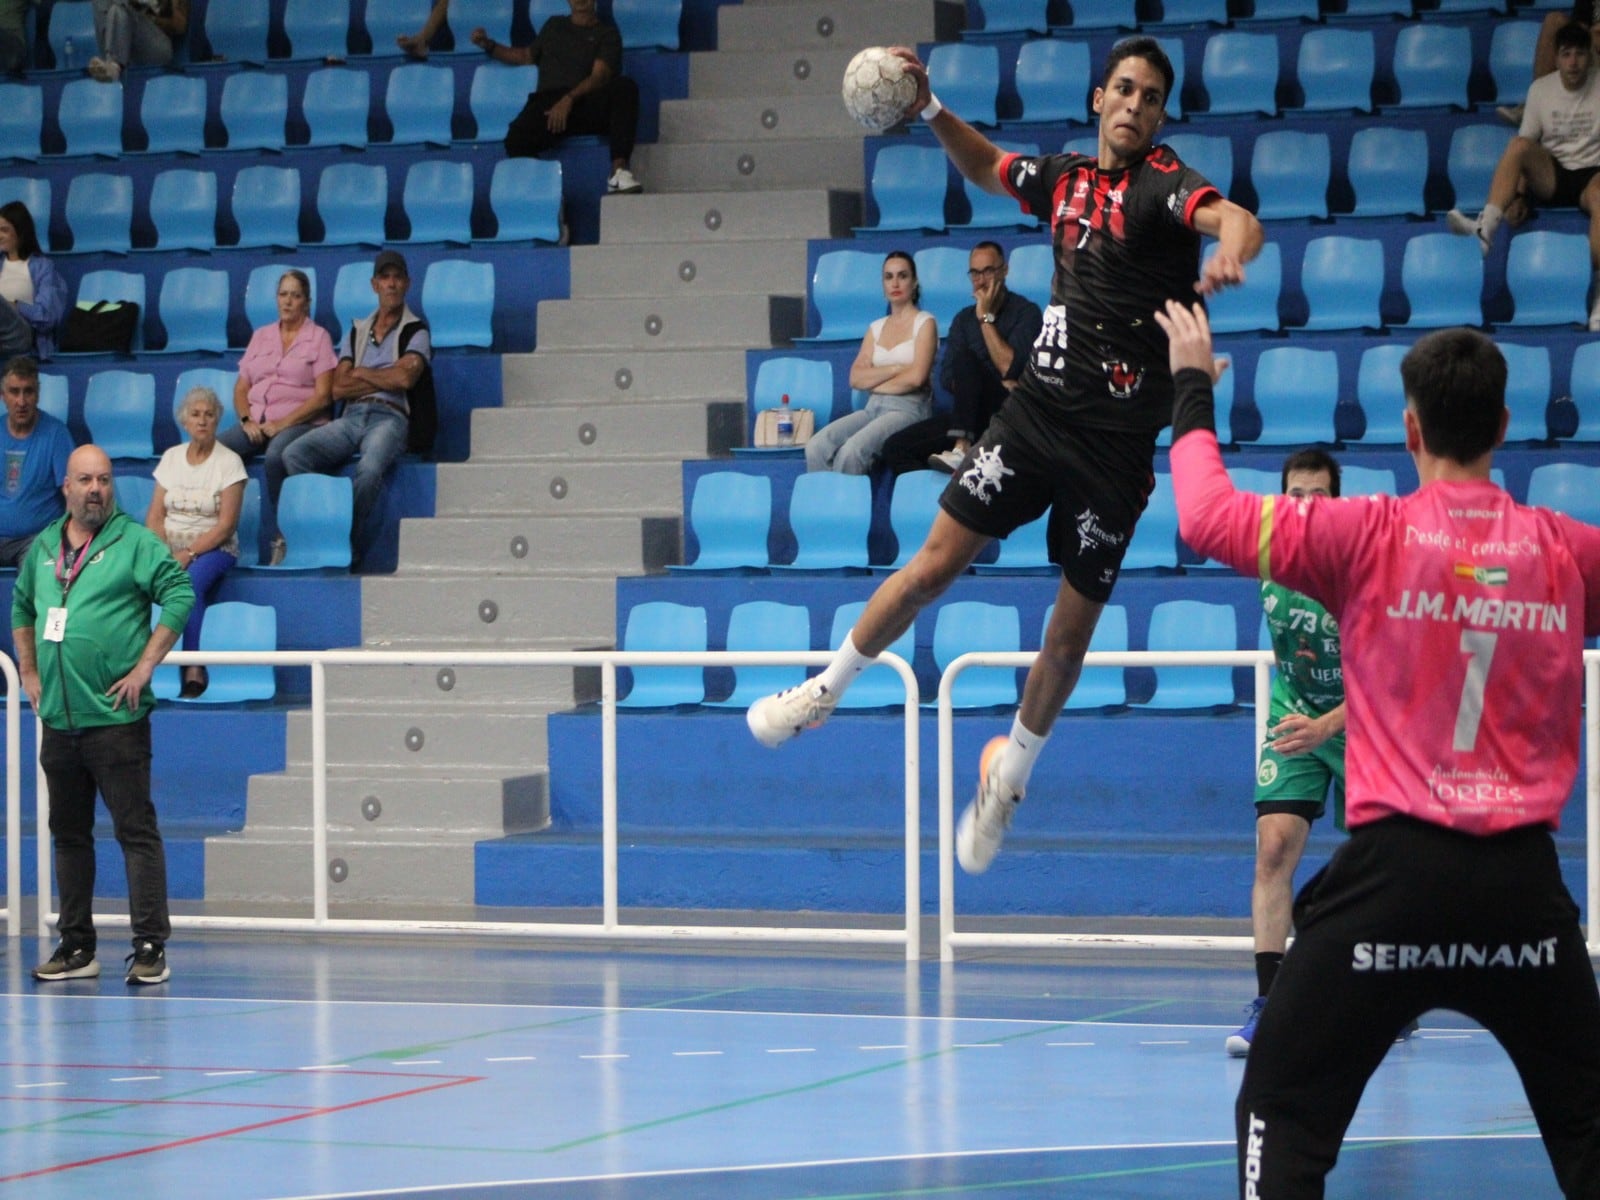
11, 510, 194, 730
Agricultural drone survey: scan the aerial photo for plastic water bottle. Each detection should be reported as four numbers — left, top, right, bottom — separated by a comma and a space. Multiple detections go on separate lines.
62, 36, 76, 72
776, 394, 794, 446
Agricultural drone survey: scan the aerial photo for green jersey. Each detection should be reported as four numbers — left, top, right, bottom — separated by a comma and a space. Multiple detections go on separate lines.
1260, 579, 1343, 718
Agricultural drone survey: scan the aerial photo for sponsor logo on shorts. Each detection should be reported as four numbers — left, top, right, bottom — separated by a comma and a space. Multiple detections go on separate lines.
1075, 507, 1126, 555
1257, 758, 1278, 786
1351, 938, 1558, 972
958, 445, 1015, 506
1102, 359, 1144, 399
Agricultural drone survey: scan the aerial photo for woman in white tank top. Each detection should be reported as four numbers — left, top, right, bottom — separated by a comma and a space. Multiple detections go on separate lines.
805, 251, 937, 474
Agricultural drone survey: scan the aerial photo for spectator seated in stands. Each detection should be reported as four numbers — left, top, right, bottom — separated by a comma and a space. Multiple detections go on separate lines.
220, 269, 337, 567
477, 0, 645, 195
1501, 0, 1600, 125
148, 385, 247, 699
87, 0, 187, 83
0, 201, 66, 362
281, 250, 432, 569
0, 0, 29, 74
881, 241, 1042, 477
0, 356, 75, 567
1448, 21, 1600, 329
807, 250, 937, 476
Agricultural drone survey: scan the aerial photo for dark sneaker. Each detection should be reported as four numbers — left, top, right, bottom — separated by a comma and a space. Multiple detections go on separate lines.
1396, 1017, 1420, 1042
34, 944, 100, 981
125, 940, 170, 985
1226, 995, 1266, 1057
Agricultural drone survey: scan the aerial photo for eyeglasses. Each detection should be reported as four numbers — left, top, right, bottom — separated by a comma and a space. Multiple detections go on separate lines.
967, 266, 1002, 280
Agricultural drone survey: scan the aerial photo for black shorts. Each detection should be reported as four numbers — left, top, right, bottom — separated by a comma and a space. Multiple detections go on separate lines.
1548, 162, 1600, 208
937, 395, 1156, 604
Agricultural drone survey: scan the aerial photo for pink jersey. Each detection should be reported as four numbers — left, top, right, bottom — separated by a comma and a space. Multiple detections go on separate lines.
1173, 431, 1600, 834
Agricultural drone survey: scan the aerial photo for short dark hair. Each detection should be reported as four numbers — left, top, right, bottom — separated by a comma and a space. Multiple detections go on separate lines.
0, 201, 43, 261
1555, 20, 1591, 52
3, 355, 39, 388
1399, 328, 1507, 465
972, 240, 1006, 261
1103, 36, 1175, 105
1281, 448, 1341, 498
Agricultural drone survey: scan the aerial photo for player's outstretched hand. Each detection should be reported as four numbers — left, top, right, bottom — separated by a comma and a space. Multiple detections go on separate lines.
1154, 300, 1228, 383
1196, 248, 1245, 296
887, 46, 932, 114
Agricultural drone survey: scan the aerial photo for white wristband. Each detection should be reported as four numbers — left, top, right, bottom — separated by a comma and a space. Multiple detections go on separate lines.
919, 95, 943, 122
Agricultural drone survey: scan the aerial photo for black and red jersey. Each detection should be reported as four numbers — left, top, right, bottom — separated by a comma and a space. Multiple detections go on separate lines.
1000, 144, 1219, 436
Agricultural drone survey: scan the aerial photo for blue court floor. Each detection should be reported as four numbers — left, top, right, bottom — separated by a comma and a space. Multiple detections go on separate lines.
0, 930, 1570, 1199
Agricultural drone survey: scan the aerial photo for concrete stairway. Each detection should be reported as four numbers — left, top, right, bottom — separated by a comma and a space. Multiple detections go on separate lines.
205, 0, 961, 910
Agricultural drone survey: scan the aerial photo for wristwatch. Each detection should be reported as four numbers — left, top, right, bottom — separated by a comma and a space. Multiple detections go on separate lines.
980, 313, 996, 325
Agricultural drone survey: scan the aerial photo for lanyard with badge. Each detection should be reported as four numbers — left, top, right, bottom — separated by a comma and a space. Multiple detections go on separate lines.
43, 530, 94, 643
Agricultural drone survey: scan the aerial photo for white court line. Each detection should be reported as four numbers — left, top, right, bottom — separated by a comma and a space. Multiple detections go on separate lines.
16, 1081, 66, 1089
765, 1047, 815, 1054
672, 1051, 723, 1057
390, 1060, 441, 1066
110, 1075, 161, 1082
579, 1054, 628, 1060
204, 1070, 257, 1077
858, 1044, 908, 1050
484, 1056, 535, 1062
297, 1064, 351, 1071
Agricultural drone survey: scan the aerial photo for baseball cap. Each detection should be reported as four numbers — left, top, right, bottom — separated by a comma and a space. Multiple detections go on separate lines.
373, 250, 409, 277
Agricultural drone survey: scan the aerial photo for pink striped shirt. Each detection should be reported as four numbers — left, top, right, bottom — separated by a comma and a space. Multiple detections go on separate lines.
236, 320, 337, 425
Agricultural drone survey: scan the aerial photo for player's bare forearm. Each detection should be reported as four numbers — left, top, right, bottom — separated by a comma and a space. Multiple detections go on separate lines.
1192, 199, 1264, 295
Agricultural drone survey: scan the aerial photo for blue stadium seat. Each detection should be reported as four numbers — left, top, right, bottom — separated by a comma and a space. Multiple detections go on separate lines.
333, 260, 373, 339
1123, 472, 1179, 569
421, 259, 495, 348
1250, 130, 1330, 219
1340, 465, 1397, 496
528, 0, 570, 31
1448, 124, 1514, 212
385, 63, 455, 146
1164, 133, 1232, 193
174, 367, 240, 440
974, 508, 1052, 574
447, 0, 514, 48
0, 177, 51, 248
245, 263, 318, 330
1153, 0, 1226, 24
202, 0, 270, 62
316, 162, 388, 246
187, 601, 279, 703
1392, 24, 1471, 109
1201, 32, 1279, 116
1204, 241, 1280, 333
0, 83, 42, 160
860, 144, 948, 232
1157, 360, 1233, 447
114, 472, 154, 522
482, 157, 562, 243
360, 0, 433, 55
231, 165, 301, 250
84, 370, 155, 458
1569, 341, 1600, 440
138, 74, 207, 155
750, 356, 835, 434
802, 249, 886, 342
1294, 27, 1374, 112
283, 0, 351, 60
831, 601, 916, 710
71, 268, 146, 351
1007, 242, 1052, 309
955, 140, 1041, 230
57, 77, 123, 157
1061, 0, 1137, 28
236, 477, 262, 566
64, 172, 133, 254
1527, 462, 1600, 523
1490, 22, 1542, 106
1355, 343, 1408, 442
402, 160, 474, 244
1338, 0, 1411, 17
1250, 347, 1338, 444
881, 470, 947, 570
1432, 0, 1504, 12
927, 42, 1000, 127
45, 0, 96, 69
912, 245, 970, 331
1143, 599, 1237, 709
154, 267, 230, 354
1348, 127, 1428, 217
259, 474, 353, 570
930, 601, 1020, 709
146, 168, 217, 252
774, 472, 872, 570
1504, 231, 1589, 327
671, 471, 772, 571
707, 601, 809, 709
617, 602, 706, 707
1153, 35, 1187, 119
1063, 603, 1127, 709
37, 372, 68, 423
611, 0, 682, 51
220, 71, 289, 152
303, 67, 371, 148
1500, 343, 1552, 441
972, 0, 1049, 34
1240, 0, 1316, 19
1227, 467, 1279, 496
469, 63, 540, 142
1299, 235, 1383, 331
1399, 233, 1483, 328
1014, 38, 1090, 124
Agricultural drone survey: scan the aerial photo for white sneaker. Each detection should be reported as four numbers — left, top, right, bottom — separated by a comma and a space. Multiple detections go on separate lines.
1495, 103, 1523, 127
1445, 209, 1491, 258
927, 448, 965, 474
87, 56, 121, 82
956, 736, 1022, 874
606, 167, 643, 194
746, 680, 838, 748
268, 535, 287, 566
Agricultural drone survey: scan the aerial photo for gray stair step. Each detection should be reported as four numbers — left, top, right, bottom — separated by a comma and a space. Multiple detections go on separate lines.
598, 188, 859, 243
714, 0, 962, 53
688, 47, 864, 101
458, 400, 732, 465
500, 348, 748, 405
242, 770, 548, 837
657, 95, 864, 143
535, 294, 803, 351
284, 706, 554, 769
633, 138, 864, 193
317, 661, 585, 708
566, 241, 811, 299
361, 574, 618, 646
204, 834, 478, 906
427, 455, 685, 513
399, 515, 678, 576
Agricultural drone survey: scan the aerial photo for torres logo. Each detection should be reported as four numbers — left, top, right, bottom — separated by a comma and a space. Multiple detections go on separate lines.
958, 445, 1015, 506
1102, 359, 1145, 399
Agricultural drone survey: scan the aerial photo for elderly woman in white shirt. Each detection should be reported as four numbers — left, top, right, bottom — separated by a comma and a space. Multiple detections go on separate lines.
146, 386, 247, 698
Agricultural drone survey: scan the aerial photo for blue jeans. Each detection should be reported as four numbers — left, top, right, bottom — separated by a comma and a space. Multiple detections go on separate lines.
182, 548, 235, 651
805, 392, 931, 475
280, 402, 408, 553
218, 422, 316, 508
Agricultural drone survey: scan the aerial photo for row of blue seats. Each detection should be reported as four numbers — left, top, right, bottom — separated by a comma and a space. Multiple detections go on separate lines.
4, 158, 561, 255
961, 0, 1540, 36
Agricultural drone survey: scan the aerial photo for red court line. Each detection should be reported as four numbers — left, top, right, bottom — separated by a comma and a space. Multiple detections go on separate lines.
0, 1075, 485, 1184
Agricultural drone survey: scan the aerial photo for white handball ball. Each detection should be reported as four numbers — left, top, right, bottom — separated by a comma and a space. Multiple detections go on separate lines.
841, 46, 919, 133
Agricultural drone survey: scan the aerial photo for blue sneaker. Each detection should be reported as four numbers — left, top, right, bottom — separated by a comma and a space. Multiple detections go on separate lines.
1226, 996, 1266, 1057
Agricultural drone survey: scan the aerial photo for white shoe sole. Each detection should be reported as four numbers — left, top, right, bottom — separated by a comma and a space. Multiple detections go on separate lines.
34, 960, 101, 981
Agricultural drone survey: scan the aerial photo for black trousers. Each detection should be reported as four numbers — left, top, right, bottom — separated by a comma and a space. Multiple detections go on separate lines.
42, 716, 171, 952
1237, 816, 1600, 1198
881, 343, 1010, 476
504, 77, 640, 165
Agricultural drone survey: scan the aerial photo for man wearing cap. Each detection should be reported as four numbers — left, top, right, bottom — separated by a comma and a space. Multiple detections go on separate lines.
280, 251, 432, 567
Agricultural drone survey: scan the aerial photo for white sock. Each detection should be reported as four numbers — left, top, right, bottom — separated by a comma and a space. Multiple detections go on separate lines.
997, 714, 1048, 797
815, 631, 875, 697
1479, 204, 1503, 241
